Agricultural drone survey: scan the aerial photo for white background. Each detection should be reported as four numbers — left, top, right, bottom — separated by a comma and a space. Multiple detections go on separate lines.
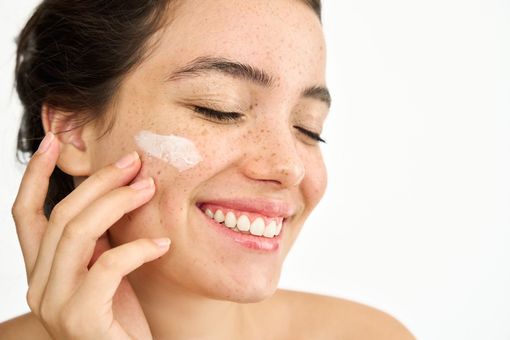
1, 1, 509, 339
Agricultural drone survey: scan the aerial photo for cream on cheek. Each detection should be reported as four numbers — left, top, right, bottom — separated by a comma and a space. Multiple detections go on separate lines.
134, 130, 202, 171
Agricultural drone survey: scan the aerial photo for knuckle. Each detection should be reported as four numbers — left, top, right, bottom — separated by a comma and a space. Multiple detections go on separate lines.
39, 298, 55, 324
10, 203, 19, 218
11, 201, 26, 219
39, 301, 50, 321
60, 222, 86, 242
96, 251, 120, 271
93, 168, 112, 184
49, 202, 67, 223
26, 288, 40, 314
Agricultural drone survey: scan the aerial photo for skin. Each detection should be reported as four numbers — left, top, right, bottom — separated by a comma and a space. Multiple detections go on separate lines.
1, 0, 415, 339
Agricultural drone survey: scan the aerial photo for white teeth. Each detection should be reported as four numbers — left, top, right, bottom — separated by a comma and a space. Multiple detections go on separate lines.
224, 211, 237, 228
263, 220, 277, 238
250, 217, 265, 236
213, 209, 225, 223
275, 219, 283, 236
204, 207, 284, 237
236, 215, 251, 232
205, 208, 214, 218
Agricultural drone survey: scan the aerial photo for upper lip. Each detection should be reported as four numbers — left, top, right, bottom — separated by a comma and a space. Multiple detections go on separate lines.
196, 198, 298, 219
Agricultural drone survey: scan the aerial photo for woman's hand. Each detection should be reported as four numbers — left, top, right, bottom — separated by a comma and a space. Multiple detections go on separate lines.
11, 132, 170, 340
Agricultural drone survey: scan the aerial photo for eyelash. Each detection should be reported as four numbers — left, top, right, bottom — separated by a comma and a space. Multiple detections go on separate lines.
193, 106, 241, 122
193, 106, 326, 144
293, 126, 326, 143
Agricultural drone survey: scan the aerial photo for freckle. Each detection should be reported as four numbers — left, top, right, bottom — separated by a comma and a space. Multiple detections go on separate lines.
157, 170, 162, 175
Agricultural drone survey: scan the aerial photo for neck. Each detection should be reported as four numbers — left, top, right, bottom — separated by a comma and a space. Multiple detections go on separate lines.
128, 268, 254, 340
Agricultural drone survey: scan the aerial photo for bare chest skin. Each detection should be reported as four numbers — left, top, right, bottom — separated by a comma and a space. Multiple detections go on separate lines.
242, 289, 415, 340
0, 289, 414, 340
241, 289, 338, 340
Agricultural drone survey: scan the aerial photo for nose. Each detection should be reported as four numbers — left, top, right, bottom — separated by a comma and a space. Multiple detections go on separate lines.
240, 126, 305, 187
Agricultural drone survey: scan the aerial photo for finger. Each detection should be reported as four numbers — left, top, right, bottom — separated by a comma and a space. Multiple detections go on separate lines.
87, 232, 112, 270
28, 151, 142, 301
47, 150, 142, 225
12, 132, 60, 276
72, 238, 170, 314
45, 177, 156, 300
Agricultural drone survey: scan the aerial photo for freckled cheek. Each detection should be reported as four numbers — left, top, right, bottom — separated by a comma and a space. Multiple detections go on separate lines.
136, 138, 234, 205
191, 130, 243, 170
134, 123, 245, 194
134, 158, 200, 226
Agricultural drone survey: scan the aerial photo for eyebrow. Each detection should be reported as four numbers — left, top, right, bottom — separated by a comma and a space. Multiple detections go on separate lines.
165, 56, 331, 108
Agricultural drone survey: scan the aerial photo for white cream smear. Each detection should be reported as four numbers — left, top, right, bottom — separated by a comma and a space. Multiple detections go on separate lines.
134, 130, 202, 172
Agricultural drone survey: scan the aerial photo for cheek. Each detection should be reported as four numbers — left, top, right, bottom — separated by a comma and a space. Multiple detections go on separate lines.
130, 121, 236, 191
302, 151, 328, 208
134, 130, 234, 213
184, 124, 245, 176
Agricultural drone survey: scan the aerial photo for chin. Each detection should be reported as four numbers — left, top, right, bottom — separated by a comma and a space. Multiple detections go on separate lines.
216, 281, 279, 304
198, 268, 281, 304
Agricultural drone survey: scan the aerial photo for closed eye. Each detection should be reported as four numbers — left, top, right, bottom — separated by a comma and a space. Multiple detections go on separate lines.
293, 126, 326, 143
193, 106, 325, 143
193, 106, 242, 122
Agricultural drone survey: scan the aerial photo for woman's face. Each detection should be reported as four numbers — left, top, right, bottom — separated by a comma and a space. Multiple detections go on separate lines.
89, 0, 329, 302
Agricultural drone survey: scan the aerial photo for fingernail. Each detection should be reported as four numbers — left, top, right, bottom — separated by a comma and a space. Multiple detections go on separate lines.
115, 151, 139, 169
152, 237, 171, 248
37, 132, 55, 154
129, 177, 154, 190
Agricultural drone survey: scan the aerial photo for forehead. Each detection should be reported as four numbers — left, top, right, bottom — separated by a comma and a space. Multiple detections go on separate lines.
143, 0, 326, 89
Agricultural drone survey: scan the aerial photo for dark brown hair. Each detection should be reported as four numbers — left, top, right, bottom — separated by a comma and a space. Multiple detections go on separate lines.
14, 0, 322, 218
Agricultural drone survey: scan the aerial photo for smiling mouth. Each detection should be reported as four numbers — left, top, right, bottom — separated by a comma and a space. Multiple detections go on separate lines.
197, 203, 285, 238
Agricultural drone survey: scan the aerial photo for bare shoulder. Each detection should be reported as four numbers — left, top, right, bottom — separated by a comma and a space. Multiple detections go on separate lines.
270, 289, 415, 340
0, 312, 52, 340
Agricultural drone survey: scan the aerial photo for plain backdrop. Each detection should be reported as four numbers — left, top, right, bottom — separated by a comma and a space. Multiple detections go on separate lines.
1, 1, 509, 339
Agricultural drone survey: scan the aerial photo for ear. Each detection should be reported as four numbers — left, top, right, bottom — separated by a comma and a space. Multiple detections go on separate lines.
41, 104, 95, 177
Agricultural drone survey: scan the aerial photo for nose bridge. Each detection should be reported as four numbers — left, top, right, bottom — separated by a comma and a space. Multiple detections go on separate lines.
242, 121, 305, 187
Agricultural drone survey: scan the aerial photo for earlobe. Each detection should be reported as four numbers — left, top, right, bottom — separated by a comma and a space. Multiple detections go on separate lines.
41, 104, 94, 177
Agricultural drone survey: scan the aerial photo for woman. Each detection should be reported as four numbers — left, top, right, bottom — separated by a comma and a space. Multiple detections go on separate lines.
1, 0, 414, 338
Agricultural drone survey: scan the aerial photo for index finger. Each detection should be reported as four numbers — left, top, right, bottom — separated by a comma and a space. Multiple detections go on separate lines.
12, 132, 60, 274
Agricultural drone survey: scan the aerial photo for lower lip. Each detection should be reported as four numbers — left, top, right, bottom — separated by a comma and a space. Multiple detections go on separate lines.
196, 206, 283, 252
